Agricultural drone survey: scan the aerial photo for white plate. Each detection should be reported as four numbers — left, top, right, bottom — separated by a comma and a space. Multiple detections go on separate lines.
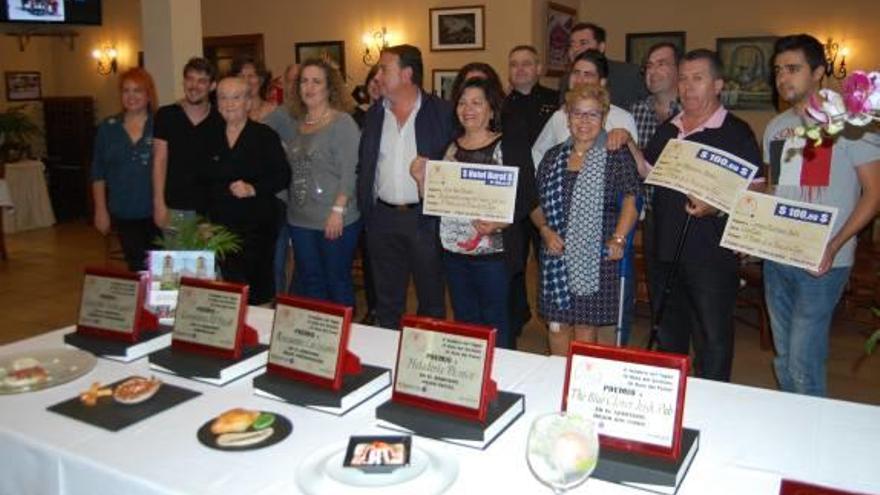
296, 442, 459, 495
0, 348, 96, 394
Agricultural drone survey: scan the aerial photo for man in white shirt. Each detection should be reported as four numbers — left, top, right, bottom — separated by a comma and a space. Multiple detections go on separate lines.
355, 45, 456, 329
532, 49, 638, 168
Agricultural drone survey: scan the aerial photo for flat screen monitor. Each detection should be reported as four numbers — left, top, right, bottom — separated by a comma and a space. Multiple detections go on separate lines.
1, 0, 101, 25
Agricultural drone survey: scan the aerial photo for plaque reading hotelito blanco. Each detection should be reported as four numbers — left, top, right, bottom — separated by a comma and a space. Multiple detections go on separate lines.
721, 190, 838, 272
563, 343, 689, 460
645, 139, 758, 213
394, 319, 493, 418
268, 296, 351, 388
76, 267, 149, 342
422, 160, 519, 223
172, 278, 247, 358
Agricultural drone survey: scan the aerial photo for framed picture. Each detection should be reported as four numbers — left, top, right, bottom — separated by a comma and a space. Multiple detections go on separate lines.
295, 41, 346, 79
545, 2, 577, 77
716, 36, 778, 110
4, 71, 42, 101
429, 6, 485, 51
432, 69, 459, 100
626, 31, 686, 66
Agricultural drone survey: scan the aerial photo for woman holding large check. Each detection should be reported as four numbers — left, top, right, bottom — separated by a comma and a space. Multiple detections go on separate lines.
533, 84, 640, 355
411, 77, 537, 349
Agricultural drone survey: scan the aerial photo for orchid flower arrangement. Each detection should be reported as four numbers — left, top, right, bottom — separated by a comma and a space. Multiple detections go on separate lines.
796, 70, 880, 145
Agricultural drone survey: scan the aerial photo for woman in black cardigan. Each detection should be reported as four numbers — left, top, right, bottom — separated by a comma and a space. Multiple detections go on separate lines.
203, 77, 291, 305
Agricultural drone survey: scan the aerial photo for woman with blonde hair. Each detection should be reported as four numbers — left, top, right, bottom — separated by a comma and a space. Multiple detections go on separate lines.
532, 83, 639, 354
91, 67, 161, 271
285, 58, 361, 305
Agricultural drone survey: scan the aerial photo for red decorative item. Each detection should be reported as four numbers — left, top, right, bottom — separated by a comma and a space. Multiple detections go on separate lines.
800, 138, 833, 187
562, 342, 690, 460
266, 295, 357, 391
392, 315, 497, 423
170, 277, 251, 360
780, 479, 869, 495
76, 266, 155, 343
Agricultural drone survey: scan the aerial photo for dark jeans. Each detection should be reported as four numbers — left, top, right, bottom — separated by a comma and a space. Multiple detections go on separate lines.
220, 222, 278, 306
445, 252, 512, 349
273, 201, 292, 295
365, 203, 445, 329
289, 220, 362, 307
112, 216, 161, 272
651, 260, 738, 382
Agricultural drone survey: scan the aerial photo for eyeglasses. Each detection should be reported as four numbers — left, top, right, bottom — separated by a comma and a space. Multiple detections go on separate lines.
569, 110, 603, 122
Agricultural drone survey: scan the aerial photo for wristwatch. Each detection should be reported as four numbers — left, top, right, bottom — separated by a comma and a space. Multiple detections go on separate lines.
331, 205, 346, 214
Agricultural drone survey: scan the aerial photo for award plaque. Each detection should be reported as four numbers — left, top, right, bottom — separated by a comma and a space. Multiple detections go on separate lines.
171, 277, 251, 360
76, 267, 156, 343
266, 295, 359, 390
392, 316, 497, 422
562, 343, 689, 460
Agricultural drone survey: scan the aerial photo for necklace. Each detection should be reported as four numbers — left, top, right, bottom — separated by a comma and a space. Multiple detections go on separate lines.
304, 108, 330, 125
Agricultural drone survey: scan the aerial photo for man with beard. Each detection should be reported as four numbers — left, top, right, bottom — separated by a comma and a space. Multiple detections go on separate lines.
763, 34, 880, 396
152, 57, 225, 230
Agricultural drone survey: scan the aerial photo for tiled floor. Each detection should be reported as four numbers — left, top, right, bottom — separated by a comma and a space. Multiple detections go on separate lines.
1, 222, 878, 405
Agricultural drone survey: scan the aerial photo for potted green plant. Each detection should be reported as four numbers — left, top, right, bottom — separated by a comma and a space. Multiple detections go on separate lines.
0, 105, 41, 163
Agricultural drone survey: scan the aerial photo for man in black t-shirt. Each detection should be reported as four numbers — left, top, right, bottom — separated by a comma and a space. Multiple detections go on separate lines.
639, 50, 764, 382
152, 57, 224, 229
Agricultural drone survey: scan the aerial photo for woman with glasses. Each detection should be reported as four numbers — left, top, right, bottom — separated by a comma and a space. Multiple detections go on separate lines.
531, 83, 639, 354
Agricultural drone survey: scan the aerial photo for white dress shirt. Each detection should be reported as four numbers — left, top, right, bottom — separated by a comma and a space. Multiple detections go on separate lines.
375, 93, 422, 205
531, 104, 639, 169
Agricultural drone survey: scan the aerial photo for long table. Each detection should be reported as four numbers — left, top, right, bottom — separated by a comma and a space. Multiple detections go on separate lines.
1, 307, 878, 495
2, 159, 56, 234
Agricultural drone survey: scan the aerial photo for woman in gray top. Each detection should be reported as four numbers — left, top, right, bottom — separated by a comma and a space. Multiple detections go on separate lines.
286, 58, 361, 306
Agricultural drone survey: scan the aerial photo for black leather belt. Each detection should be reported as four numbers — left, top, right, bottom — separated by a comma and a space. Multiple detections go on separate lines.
377, 198, 420, 211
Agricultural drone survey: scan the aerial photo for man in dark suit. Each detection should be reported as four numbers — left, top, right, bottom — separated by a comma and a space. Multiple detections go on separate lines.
562, 22, 647, 110
356, 44, 455, 330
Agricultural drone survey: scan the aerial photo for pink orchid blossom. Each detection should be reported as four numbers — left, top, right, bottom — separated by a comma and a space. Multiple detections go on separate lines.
842, 71, 874, 114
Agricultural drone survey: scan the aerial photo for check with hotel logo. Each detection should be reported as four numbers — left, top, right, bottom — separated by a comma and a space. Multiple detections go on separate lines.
645, 139, 759, 213
721, 190, 837, 271
423, 160, 519, 223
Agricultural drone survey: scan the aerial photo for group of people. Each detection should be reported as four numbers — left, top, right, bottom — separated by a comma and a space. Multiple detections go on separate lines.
90, 21, 880, 398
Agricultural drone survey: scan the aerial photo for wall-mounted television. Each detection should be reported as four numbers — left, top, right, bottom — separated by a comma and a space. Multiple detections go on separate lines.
1, 0, 102, 26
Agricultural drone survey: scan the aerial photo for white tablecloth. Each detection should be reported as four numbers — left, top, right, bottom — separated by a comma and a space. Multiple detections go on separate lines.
1, 307, 878, 495
2, 160, 56, 233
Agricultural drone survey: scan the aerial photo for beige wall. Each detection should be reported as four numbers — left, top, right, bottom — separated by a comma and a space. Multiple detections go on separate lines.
579, 0, 880, 136
202, 0, 533, 92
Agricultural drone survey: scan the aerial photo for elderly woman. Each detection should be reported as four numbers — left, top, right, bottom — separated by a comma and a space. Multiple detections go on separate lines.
203, 76, 291, 305
91, 68, 161, 272
411, 77, 537, 349
532, 49, 638, 166
532, 83, 639, 354
285, 58, 361, 306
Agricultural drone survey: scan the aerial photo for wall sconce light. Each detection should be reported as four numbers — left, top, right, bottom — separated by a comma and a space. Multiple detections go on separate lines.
824, 38, 847, 80
362, 27, 390, 66
91, 45, 118, 75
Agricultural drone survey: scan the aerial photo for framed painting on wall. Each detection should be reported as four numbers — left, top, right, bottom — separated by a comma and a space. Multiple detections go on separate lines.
545, 2, 577, 77
5, 71, 42, 101
716, 36, 778, 110
295, 41, 346, 80
429, 5, 485, 51
432, 69, 459, 100
626, 31, 686, 66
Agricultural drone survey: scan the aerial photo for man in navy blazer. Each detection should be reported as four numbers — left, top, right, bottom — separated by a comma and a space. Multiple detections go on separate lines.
356, 44, 455, 329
